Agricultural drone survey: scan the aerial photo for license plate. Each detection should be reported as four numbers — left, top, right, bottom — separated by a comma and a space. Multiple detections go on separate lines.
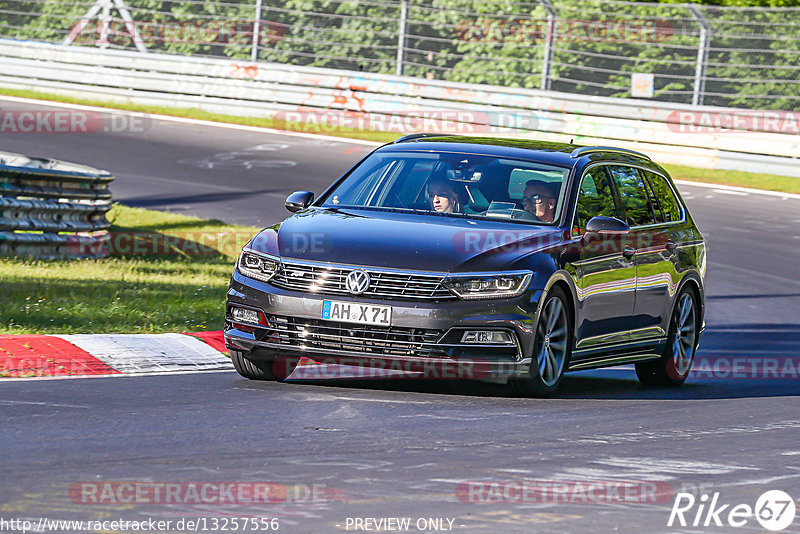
322, 300, 391, 326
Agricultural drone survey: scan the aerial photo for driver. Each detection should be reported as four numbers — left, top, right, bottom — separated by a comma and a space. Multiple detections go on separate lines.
427, 180, 462, 214
522, 180, 558, 222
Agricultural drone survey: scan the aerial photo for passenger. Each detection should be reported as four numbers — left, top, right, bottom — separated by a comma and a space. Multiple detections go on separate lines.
427, 180, 462, 214
522, 180, 558, 222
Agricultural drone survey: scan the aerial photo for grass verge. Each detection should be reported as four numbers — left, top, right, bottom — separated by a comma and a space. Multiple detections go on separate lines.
663, 164, 800, 194
2, 87, 798, 194
0, 204, 260, 335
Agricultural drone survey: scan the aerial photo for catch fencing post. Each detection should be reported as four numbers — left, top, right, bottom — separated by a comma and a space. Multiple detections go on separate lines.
396, 0, 408, 76
688, 5, 710, 106
540, 0, 556, 91
252, 0, 263, 63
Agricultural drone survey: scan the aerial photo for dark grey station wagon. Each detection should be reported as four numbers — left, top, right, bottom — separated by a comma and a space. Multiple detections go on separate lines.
224, 135, 706, 396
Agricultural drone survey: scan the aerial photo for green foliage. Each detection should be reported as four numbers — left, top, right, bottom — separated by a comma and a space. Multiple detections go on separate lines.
258, 1, 402, 71
0, 0, 257, 58
404, 0, 548, 87
0, 0, 797, 109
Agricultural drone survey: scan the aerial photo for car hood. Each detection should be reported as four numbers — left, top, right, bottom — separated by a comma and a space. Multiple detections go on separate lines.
251, 207, 562, 273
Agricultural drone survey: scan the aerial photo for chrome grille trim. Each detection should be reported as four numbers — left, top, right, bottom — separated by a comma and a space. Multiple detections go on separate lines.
262, 315, 448, 358
270, 260, 455, 300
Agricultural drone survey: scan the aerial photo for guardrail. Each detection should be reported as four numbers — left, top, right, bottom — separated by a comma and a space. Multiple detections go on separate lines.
0, 150, 113, 258
0, 39, 797, 177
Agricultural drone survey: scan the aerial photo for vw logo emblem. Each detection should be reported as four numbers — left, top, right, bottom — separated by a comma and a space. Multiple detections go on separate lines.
345, 269, 371, 295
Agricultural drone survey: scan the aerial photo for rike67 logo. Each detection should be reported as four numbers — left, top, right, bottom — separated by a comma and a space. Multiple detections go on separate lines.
669, 490, 796, 531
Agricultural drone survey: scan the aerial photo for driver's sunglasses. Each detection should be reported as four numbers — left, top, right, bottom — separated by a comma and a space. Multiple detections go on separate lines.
522, 194, 549, 205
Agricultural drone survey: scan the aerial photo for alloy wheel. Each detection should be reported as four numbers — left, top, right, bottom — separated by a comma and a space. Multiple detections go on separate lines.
537, 295, 569, 387
672, 293, 696, 375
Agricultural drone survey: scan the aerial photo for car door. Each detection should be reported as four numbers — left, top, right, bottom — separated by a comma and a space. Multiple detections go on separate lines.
637, 169, 687, 342
569, 165, 637, 354
607, 165, 674, 345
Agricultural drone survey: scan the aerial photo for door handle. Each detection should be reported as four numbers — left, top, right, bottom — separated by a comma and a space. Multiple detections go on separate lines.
622, 246, 636, 259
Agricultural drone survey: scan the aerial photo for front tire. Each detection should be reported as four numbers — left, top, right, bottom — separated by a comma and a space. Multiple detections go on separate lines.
510, 286, 573, 397
230, 350, 297, 381
636, 287, 699, 386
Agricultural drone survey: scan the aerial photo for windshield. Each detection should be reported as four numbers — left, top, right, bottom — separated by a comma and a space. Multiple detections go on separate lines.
321, 151, 570, 224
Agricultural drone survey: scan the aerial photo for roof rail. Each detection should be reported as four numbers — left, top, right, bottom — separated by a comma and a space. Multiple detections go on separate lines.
392, 133, 449, 143
570, 146, 651, 160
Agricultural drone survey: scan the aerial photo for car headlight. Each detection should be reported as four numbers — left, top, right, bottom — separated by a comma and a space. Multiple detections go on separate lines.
443, 271, 532, 300
238, 249, 280, 283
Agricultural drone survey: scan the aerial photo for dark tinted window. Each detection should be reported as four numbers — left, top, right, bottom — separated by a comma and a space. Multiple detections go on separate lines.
643, 171, 682, 223
574, 167, 617, 234
323, 151, 570, 224
608, 166, 656, 227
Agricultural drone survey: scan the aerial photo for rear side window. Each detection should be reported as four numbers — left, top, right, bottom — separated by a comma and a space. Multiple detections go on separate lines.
642, 170, 682, 223
608, 165, 656, 227
574, 167, 617, 234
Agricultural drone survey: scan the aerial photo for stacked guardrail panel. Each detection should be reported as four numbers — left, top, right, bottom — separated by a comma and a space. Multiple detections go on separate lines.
0, 151, 113, 258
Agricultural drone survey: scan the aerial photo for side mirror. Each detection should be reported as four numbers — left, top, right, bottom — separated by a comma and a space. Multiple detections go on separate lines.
584, 216, 630, 236
285, 191, 314, 213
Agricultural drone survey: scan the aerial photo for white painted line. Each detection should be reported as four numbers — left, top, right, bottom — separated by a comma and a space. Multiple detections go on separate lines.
713, 189, 749, 196
0, 95, 382, 147
282, 391, 431, 404
0, 399, 88, 408
59, 333, 231, 374
675, 179, 800, 201
596, 457, 757, 475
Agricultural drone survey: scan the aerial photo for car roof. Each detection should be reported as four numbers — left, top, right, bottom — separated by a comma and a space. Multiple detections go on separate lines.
378, 135, 662, 173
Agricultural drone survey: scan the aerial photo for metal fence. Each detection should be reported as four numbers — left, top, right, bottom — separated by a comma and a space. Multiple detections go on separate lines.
0, 0, 798, 111
2, 39, 797, 178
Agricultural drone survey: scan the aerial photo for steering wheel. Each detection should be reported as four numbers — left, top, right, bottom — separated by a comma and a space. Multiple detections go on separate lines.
513, 210, 541, 222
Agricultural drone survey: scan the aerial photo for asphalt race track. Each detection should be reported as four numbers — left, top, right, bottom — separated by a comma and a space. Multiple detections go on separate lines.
1, 98, 799, 533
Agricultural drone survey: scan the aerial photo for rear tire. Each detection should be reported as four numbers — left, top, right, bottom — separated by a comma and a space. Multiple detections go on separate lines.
636, 287, 699, 386
230, 350, 296, 381
510, 286, 573, 397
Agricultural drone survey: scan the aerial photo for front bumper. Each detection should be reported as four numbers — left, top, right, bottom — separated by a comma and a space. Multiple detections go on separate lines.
224, 269, 540, 382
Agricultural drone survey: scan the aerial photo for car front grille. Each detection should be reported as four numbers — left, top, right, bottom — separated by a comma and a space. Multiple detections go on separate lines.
261, 315, 448, 358
269, 261, 455, 300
